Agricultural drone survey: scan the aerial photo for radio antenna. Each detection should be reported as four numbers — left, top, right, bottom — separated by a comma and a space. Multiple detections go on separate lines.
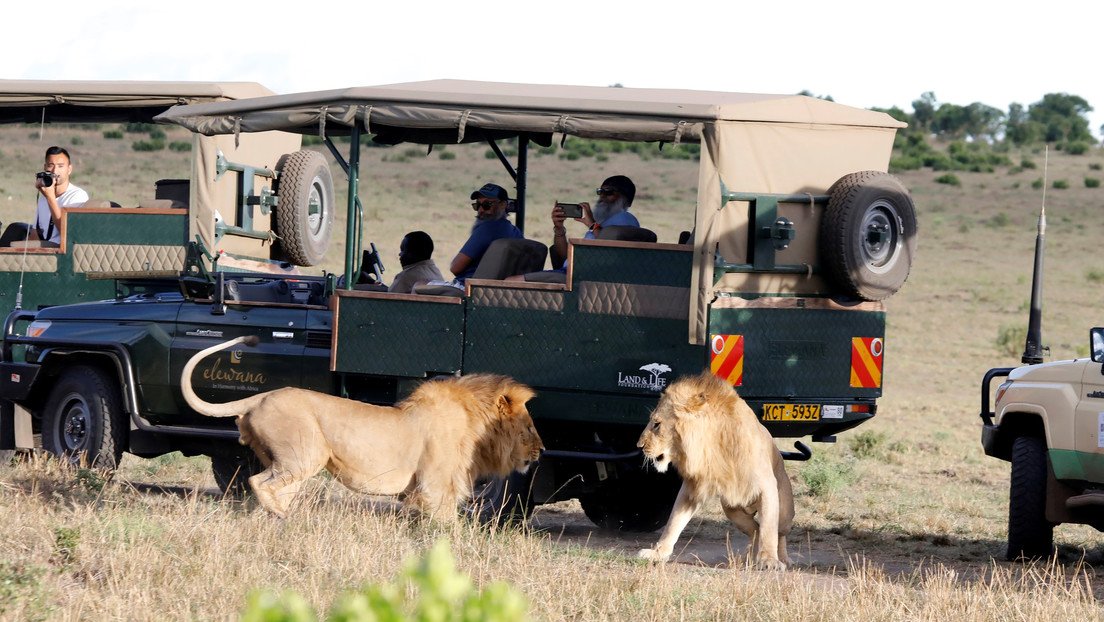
1022, 146, 1047, 364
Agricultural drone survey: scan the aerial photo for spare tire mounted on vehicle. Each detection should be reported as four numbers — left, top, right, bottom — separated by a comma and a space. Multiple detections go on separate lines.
274, 150, 335, 266
819, 171, 917, 301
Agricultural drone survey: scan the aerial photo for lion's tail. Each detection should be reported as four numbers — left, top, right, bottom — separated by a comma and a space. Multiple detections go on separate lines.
180, 335, 266, 418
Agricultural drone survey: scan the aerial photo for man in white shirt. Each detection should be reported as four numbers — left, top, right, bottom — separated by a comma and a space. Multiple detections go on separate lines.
32, 146, 89, 246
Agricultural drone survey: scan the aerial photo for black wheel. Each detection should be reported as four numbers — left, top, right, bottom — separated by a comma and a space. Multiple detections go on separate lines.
580, 468, 681, 532
1007, 435, 1055, 560
211, 449, 262, 499
274, 150, 335, 266
471, 469, 537, 527
42, 366, 126, 470
820, 171, 917, 301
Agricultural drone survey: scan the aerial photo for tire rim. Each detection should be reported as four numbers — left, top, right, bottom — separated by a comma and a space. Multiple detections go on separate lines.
860, 199, 902, 274
58, 394, 91, 453
307, 177, 327, 239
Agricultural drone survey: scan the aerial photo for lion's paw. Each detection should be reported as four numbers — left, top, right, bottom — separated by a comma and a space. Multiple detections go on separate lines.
753, 557, 787, 571
637, 548, 671, 563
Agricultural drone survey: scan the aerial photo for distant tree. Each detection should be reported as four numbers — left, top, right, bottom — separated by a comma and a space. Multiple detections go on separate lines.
932, 103, 970, 139
963, 102, 1004, 143
1005, 103, 1041, 146
911, 92, 937, 134
797, 89, 835, 101
1028, 93, 1093, 144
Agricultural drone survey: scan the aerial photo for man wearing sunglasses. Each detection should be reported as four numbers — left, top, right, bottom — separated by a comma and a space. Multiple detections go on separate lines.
449, 182, 523, 283
549, 175, 639, 270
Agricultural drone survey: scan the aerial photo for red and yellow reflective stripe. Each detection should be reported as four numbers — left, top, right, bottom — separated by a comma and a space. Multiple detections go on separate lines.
710, 334, 744, 386
850, 337, 884, 388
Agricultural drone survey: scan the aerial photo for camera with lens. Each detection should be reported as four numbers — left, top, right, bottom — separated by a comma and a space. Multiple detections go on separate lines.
36, 171, 56, 187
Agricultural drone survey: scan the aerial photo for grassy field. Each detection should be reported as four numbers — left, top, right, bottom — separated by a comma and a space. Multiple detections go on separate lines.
1, 124, 1103, 620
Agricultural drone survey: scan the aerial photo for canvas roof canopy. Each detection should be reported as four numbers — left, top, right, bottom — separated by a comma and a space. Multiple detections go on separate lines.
155, 78, 903, 146
0, 80, 299, 259
0, 80, 276, 124
156, 79, 906, 343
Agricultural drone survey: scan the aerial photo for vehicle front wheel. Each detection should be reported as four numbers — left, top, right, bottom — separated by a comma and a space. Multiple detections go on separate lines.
42, 366, 126, 470
211, 449, 262, 499
1007, 435, 1055, 560
580, 469, 681, 532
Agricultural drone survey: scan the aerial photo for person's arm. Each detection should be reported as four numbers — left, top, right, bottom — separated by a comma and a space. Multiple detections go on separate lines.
551, 202, 594, 268
450, 252, 473, 277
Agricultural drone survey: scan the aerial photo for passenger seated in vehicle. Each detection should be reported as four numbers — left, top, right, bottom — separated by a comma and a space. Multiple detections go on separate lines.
511, 174, 643, 282
388, 231, 444, 293
0, 146, 89, 248
437, 183, 522, 288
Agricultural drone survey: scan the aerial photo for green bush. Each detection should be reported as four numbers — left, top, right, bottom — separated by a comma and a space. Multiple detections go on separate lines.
102, 129, 124, 140
131, 140, 165, 152
148, 128, 166, 140
1086, 269, 1104, 283
1064, 141, 1090, 155
848, 430, 887, 459
438, 151, 456, 160
988, 212, 1010, 228
240, 541, 527, 622
1052, 179, 1069, 189
168, 141, 191, 152
799, 454, 855, 497
889, 155, 923, 171
125, 122, 156, 133
1085, 177, 1100, 188
996, 324, 1028, 357
484, 148, 497, 160
70, 136, 83, 146
1020, 157, 1037, 169
1089, 162, 1102, 171
302, 135, 324, 146
1031, 178, 1044, 190
934, 173, 960, 186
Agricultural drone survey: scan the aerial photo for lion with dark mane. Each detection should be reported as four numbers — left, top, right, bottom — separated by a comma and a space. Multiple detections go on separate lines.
637, 371, 794, 569
181, 336, 543, 518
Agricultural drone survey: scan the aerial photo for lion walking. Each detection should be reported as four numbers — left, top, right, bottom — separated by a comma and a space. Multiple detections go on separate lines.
181, 336, 543, 518
637, 371, 794, 569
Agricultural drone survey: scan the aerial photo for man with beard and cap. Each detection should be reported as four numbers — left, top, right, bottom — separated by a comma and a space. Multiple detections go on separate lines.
388, 230, 444, 293
448, 182, 523, 283
548, 174, 639, 271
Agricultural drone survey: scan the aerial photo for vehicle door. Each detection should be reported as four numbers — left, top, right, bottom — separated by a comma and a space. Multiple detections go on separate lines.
1075, 353, 1104, 475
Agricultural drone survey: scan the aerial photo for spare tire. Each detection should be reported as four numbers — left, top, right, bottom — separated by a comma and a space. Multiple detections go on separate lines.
819, 171, 917, 301
274, 150, 335, 266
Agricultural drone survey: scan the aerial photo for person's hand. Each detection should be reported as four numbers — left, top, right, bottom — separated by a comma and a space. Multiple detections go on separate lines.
579, 202, 594, 227
551, 203, 567, 227
36, 177, 56, 200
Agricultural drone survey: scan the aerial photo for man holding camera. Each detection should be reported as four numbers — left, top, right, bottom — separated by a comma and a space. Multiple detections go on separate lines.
549, 174, 639, 269
33, 146, 88, 246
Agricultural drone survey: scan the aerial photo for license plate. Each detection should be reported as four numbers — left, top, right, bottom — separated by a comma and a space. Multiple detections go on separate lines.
762, 403, 821, 421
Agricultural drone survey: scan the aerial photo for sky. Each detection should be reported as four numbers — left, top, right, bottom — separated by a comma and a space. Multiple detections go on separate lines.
6, 1, 1104, 138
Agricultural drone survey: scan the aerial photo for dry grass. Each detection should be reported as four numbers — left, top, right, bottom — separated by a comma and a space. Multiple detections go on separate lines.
2, 126, 1104, 619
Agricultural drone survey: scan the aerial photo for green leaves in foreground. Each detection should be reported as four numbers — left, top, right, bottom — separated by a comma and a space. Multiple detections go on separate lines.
240, 540, 527, 622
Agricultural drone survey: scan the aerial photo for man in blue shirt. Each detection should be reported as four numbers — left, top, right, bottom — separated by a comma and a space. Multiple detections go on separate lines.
449, 183, 523, 282
549, 175, 639, 270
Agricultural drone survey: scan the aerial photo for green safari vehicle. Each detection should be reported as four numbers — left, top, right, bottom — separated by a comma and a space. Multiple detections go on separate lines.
1, 80, 916, 530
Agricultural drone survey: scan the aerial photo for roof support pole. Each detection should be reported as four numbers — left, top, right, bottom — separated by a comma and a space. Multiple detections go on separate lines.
516, 135, 529, 235
344, 124, 362, 289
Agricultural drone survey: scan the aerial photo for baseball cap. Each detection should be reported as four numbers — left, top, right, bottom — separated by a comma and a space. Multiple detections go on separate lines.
470, 183, 509, 201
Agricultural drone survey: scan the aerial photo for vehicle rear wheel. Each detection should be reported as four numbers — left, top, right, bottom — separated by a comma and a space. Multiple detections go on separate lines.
42, 366, 126, 470
580, 469, 681, 532
211, 449, 262, 499
274, 150, 335, 266
471, 469, 537, 527
820, 171, 917, 301
1007, 435, 1055, 560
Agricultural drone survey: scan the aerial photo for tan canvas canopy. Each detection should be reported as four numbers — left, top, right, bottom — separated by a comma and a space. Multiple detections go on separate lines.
0, 79, 300, 257
156, 79, 905, 342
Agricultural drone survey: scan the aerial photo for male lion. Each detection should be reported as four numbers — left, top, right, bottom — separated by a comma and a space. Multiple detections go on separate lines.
181, 336, 543, 518
636, 371, 794, 569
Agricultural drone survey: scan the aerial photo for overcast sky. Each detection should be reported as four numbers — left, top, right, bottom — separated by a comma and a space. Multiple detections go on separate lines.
7, 1, 1103, 138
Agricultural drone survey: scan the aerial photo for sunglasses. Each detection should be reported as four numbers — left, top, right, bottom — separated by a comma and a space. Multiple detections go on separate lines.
471, 200, 499, 211
596, 187, 619, 196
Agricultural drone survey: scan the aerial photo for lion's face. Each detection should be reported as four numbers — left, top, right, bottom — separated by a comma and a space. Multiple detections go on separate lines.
512, 415, 544, 473
637, 399, 678, 473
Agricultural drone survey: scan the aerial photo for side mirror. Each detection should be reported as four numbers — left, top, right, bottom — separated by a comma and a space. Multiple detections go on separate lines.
1091, 327, 1104, 368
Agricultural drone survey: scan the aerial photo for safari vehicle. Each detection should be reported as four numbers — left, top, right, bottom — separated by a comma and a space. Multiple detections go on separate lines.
0, 80, 916, 530
980, 210, 1104, 559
